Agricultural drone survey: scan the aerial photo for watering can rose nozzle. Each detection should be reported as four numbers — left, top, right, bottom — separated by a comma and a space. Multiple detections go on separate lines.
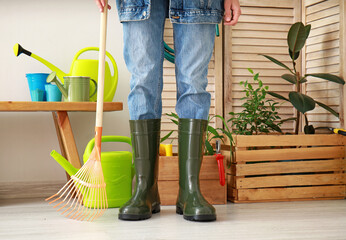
13, 43, 32, 57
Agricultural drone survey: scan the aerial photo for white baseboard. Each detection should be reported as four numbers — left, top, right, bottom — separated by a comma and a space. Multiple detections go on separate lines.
0, 181, 66, 200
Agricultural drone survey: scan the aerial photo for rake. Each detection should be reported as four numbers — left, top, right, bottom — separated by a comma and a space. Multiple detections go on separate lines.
46, 0, 109, 221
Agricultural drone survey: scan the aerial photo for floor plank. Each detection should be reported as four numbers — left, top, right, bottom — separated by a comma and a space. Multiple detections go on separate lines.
0, 198, 346, 240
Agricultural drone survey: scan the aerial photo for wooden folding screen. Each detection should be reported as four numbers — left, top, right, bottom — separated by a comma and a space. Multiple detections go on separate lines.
302, 0, 345, 129
224, 0, 301, 133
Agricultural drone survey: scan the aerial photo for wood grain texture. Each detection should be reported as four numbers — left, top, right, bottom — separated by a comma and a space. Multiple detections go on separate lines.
235, 146, 345, 162
3, 198, 346, 239
236, 186, 345, 201
303, 0, 342, 129
0, 101, 123, 112
234, 134, 346, 147
234, 159, 346, 176
224, 1, 298, 132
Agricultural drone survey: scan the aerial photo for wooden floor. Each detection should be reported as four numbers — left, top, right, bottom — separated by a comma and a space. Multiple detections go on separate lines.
1, 198, 346, 240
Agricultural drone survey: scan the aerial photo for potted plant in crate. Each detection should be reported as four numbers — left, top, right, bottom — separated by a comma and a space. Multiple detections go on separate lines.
158, 113, 229, 206
261, 22, 345, 134
226, 22, 346, 203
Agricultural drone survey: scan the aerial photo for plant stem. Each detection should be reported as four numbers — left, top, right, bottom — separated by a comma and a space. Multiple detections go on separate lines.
294, 71, 301, 134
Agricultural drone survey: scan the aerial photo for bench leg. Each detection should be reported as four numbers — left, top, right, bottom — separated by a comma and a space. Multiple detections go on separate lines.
52, 111, 82, 178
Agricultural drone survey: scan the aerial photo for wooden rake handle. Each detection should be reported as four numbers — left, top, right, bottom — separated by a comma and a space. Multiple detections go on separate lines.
95, 0, 108, 149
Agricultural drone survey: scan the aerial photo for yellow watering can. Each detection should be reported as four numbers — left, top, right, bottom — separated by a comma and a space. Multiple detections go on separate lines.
13, 43, 118, 102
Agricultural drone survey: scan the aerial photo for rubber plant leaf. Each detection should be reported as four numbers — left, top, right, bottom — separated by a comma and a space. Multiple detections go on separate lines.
267, 91, 289, 101
288, 92, 316, 114
261, 54, 292, 73
281, 74, 297, 84
315, 100, 339, 118
289, 49, 300, 60
306, 73, 345, 85
287, 22, 307, 53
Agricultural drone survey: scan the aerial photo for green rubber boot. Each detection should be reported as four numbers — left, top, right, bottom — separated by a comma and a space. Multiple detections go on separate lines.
118, 119, 161, 221
176, 118, 216, 222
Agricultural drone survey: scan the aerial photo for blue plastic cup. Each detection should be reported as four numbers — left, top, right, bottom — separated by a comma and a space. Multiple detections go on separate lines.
26, 73, 49, 101
30, 89, 45, 101
45, 84, 62, 102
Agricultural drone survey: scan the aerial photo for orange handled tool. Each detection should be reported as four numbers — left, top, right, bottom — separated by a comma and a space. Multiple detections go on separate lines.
214, 140, 225, 186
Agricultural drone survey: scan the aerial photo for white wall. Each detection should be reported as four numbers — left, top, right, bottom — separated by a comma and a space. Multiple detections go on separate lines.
0, 0, 131, 183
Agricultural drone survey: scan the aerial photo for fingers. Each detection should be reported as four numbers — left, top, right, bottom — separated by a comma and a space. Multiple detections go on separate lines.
224, 0, 241, 26
94, 0, 111, 12
224, 0, 232, 23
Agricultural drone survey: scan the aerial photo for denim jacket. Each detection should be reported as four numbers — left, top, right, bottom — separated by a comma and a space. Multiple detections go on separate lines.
116, 0, 224, 24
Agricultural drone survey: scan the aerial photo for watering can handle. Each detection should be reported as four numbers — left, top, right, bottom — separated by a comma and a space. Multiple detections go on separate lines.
84, 135, 132, 156
84, 135, 135, 180
73, 47, 118, 77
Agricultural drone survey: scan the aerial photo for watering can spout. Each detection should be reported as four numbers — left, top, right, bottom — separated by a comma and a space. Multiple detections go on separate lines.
50, 150, 78, 177
13, 43, 67, 81
46, 72, 68, 98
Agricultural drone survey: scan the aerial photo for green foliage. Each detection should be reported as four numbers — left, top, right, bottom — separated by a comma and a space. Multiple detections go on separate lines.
160, 113, 230, 155
227, 69, 283, 135
261, 21, 345, 134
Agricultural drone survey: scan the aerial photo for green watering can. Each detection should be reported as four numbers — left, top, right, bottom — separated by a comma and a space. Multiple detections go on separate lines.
50, 136, 134, 208
13, 43, 118, 102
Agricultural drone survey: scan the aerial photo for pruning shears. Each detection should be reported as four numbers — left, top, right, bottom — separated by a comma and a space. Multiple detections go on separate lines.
214, 140, 225, 186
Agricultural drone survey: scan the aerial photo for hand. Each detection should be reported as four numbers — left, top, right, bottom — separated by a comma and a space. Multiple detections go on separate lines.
94, 0, 111, 12
224, 0, 241, 26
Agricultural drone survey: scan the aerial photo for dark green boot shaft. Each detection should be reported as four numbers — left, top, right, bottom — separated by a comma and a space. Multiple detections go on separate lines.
118, 119, 161, 221
176, 118, 216, 222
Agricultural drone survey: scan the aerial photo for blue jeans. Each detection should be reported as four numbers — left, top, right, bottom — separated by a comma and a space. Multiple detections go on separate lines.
123, 0, 216, 120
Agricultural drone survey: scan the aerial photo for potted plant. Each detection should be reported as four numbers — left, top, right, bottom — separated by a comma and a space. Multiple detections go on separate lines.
225, 23, 346, 203
261, 22, 345, 134
225, 69, 346, 203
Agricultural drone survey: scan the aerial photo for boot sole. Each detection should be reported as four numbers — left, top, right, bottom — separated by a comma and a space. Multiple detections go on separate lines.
176, 205, 216, 222
118, 204, 161, 221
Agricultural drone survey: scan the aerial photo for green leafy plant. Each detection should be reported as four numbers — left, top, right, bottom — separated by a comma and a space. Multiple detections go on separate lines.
228, 69, 286, 135
261, 22, 345, 134
161, 113, 230, 155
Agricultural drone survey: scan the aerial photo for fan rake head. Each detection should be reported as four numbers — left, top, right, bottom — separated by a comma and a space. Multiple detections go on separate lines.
46, 157, 108, 221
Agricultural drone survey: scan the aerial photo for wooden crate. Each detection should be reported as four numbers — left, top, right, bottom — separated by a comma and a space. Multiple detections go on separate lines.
158, 155, 227, 206
226, 134, 346, 203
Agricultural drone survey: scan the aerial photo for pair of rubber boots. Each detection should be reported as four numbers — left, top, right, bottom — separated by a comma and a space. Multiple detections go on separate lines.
118, 118, 216, 222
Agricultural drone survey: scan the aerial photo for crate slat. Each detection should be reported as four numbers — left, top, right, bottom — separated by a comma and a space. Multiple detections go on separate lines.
236, 146, 345, 162
235, 159, 346, 176
159, 155, 221, 181
234, 173, 346, 189
158, 179, 226, 206
236, 185, 345, 201
234, 134, 345, 147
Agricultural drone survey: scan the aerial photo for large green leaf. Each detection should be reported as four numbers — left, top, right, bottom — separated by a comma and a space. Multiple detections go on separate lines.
287, 22, 307, 53
289, 49, 300, 60
281, 74, 297, 84
267, 91, 289, 101
260, 54, 292, 73
315, 100, 339, 118
288, 92, 316, 114
306, 73, 345, 85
